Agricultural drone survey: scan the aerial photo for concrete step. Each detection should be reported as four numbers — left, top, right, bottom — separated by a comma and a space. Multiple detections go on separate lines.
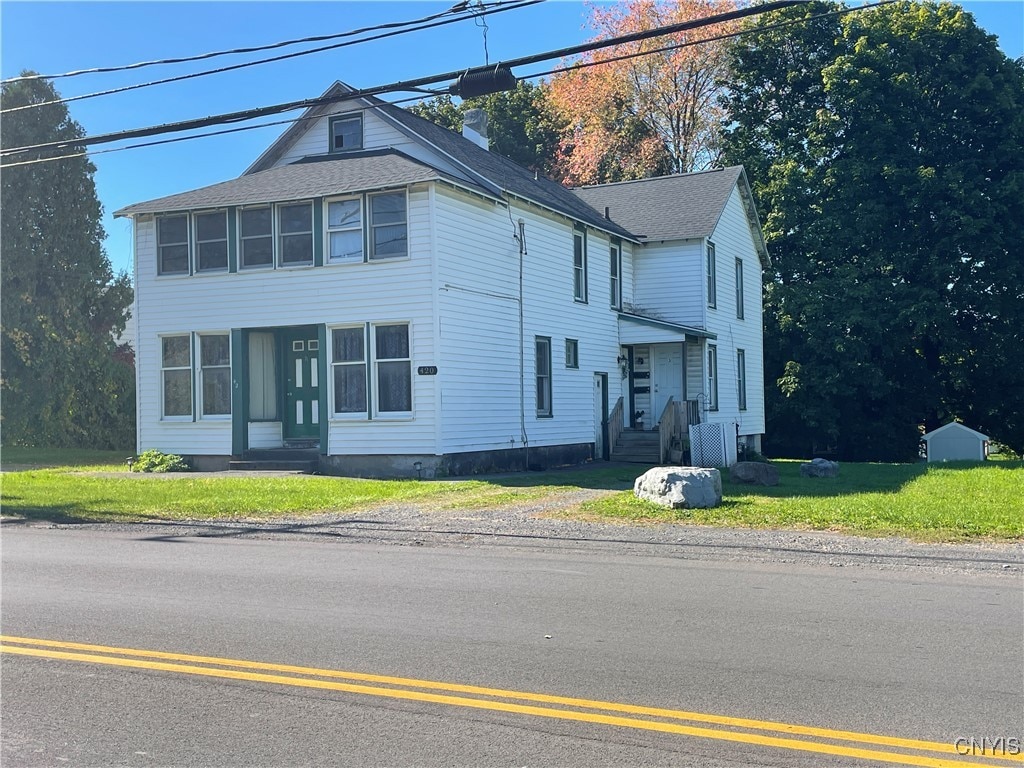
242, 448, 319, 462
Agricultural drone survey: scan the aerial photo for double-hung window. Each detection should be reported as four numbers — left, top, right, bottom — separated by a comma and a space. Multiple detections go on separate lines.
194, 211, 228, 273
161, 335, 193, 418
536, 337, 552, 417
326, 198, 363, 263
374, 324, 412, 414
239, 207, 273, 268
737, 349, 747, 411
707, 241, 717, 309
277, 202, 314, 266
331, 327, 367, 414
330, 114, 363, 153
707, 345, 719, 411
369, 192, 407, 260
610, 243, 621, 309
331, 324, 412, 417
157, 215, 189, 275
735, 258, 744, 319
199, 334, 231, 417
573, 229, 587, 302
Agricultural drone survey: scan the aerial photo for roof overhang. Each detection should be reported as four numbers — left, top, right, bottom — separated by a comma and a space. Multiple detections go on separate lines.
617, 312, 716, 345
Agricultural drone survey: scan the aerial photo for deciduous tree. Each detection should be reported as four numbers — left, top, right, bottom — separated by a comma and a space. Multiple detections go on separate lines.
547, 0, 740, 185
1, 74, 135, 449
722, 1, 1024, 458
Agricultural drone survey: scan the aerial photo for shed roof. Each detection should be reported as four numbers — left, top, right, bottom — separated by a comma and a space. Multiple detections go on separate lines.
115, 149, 486, 216
921, 422, 990, 442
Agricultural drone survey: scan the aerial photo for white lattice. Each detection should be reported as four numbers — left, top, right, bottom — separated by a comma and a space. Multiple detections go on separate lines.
689, 422, 728, 467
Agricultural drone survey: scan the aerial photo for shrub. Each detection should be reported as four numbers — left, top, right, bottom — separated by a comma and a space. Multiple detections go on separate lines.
130, 450, 189, 473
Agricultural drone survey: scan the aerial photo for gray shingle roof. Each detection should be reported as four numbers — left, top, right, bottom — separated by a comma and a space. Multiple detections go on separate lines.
571, 167, 744, 242
115, 149, 487, 216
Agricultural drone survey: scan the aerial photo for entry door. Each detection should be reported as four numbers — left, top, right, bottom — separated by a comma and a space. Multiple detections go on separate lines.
652, 344, 683, 425
284, 329, 320, 439
593, 373, 609, 460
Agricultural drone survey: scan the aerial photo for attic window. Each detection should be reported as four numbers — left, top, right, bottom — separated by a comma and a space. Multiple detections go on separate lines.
330, 114, 363, 153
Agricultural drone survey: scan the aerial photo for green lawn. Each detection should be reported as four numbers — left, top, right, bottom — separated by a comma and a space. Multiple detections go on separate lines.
578, 460, 1023, 541
1, 449, 1020, 541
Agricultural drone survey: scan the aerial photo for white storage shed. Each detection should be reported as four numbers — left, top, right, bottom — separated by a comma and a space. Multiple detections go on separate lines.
921, 422, 989, 462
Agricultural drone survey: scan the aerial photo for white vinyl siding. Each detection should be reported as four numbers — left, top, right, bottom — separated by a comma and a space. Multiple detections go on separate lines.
133, 187, 436, 457
631, 240, 704, 326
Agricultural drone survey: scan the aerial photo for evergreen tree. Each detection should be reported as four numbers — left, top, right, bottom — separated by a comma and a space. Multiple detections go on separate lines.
1, 74, 135, 449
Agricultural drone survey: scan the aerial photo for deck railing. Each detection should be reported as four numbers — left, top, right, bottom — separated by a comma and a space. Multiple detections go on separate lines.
658, 397, 683, 464
608, 396, 624, 454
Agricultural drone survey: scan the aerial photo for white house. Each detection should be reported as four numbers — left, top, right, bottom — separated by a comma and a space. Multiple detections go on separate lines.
115, 82, 769, 477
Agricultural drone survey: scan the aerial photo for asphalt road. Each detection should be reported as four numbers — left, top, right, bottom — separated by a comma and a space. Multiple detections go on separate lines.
2, 524, 1021, 767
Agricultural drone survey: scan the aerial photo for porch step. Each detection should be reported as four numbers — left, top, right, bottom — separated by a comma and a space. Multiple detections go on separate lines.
229, 448, 319, 474
611, 429, 661, 464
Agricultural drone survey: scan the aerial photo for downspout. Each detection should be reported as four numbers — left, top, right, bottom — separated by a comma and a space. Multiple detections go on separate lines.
517, 218, 529, 471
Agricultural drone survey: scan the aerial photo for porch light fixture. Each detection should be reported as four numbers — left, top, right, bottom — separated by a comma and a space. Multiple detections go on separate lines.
413, 460, 423, 480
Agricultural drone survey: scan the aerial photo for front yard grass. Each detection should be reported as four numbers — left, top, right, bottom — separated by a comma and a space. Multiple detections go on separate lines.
577, 460, 1023, 541
1, 449, 1019, 541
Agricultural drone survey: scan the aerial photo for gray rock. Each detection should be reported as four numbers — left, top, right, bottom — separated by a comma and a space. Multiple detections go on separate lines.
634, 467, 722, 509
730, 461, 779, 486
800, 458, 839, 478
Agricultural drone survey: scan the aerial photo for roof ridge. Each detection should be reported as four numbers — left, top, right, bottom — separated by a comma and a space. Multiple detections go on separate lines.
574, 166, 740, 191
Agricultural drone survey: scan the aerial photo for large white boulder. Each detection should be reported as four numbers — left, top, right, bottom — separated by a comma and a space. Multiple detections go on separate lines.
634, 467, 722, 509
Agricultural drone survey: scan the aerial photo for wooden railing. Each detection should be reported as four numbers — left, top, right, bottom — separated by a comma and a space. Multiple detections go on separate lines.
658, 397, 684, 464
608, 396, 624, 454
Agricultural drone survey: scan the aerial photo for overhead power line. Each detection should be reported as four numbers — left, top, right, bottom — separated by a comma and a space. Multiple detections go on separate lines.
1, 1, 501, 83
523, 0, 899, 80
0, 0, 804, 161
1, 0, 542, 114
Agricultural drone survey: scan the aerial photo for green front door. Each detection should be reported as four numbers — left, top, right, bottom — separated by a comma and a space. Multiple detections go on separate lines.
284, 327, 320, 440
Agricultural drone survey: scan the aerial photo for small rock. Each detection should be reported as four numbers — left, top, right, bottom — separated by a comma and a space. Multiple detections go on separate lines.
544, 635, 552, 639
800, 458, 839, 478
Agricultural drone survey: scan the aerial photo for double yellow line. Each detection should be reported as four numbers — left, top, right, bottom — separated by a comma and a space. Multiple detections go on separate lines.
2, 635, 1016, 767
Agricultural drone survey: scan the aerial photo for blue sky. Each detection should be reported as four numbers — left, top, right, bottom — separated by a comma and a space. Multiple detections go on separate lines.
2, 1, 1022, 276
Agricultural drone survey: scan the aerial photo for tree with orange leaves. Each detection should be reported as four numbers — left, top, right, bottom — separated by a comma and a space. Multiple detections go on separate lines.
548, 0, 740, 186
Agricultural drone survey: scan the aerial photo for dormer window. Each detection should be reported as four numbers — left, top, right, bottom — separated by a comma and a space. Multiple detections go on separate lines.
330, 114, 363, 153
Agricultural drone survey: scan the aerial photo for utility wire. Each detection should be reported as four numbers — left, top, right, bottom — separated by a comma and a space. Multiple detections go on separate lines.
522, 0, 900, 80
2, 0, 898, 169
1, 1, 503, 83
0, 95, 428, 169
0, 0, 804, 159
1, 0, 542, 114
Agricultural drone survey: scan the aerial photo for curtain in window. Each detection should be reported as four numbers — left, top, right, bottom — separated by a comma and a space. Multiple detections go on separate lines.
248, 333, 277, 420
